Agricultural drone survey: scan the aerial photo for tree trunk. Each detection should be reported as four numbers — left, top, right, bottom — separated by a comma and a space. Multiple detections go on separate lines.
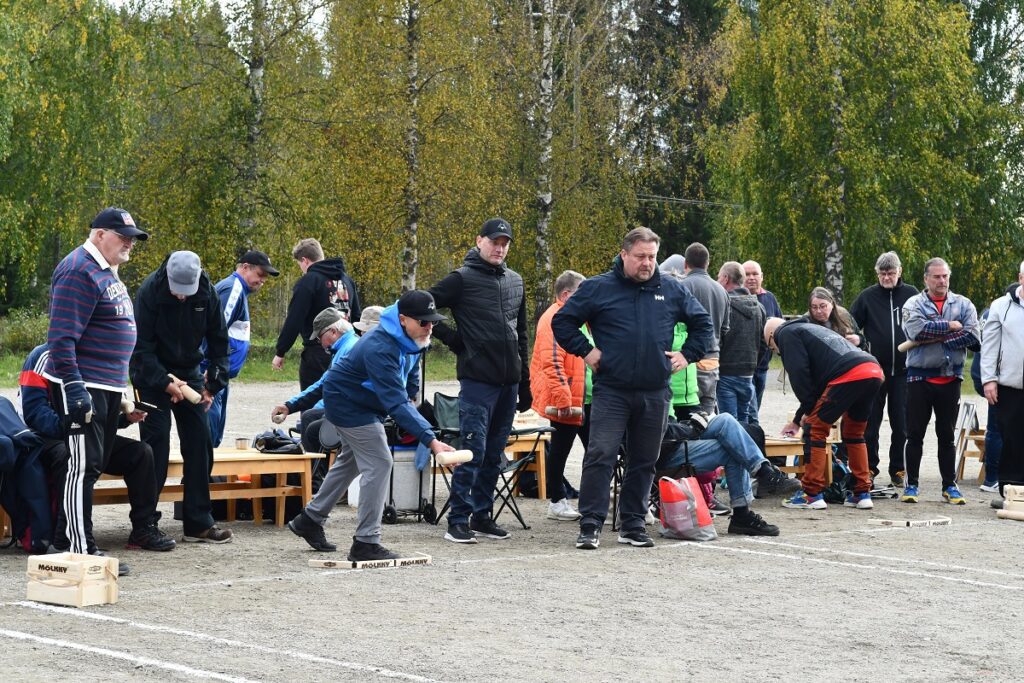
823, 1, 846, 305
241, 0, 267, 236
533, 0, 555, 322
401, 0, 422, 294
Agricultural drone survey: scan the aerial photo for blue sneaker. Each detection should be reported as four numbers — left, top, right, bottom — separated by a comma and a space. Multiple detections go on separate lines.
901, 485, 919, 503
844, 491, 874, 510
782, 490, 827, 510
943, 485, 966, 505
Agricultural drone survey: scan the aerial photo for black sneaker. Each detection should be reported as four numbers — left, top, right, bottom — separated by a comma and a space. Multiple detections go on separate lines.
287, 512, 336, 552
348, 539, 400, 562
91, 549, 130, 576
728, 510, 780, 536
576, 525, 600, 550
708, 498, 733, 517
756, 462, 802, 496
126, 524, 176, 552
617, 529, 655, 547
469, 517, 511, 540
444, 523, 478, 544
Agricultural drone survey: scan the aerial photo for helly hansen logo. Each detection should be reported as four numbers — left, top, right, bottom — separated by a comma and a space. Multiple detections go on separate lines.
654, 294, 665, 301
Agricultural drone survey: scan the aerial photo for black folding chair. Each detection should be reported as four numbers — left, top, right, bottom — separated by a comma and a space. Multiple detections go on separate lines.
493, 424, 553, 529
428, 392, 552, 529
428, 393, 462, 524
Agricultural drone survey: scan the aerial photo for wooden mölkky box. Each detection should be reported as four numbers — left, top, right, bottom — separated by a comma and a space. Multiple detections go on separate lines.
26, 552, 119, 608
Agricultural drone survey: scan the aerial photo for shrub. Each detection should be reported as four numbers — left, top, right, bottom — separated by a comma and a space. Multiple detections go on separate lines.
0, 308, 49, 355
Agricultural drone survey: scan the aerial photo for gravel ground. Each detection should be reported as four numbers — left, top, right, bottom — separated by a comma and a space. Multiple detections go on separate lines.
0, 372, 1012, 682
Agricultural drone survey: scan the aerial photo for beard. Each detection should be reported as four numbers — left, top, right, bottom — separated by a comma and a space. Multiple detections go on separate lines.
413, 336, 431, 349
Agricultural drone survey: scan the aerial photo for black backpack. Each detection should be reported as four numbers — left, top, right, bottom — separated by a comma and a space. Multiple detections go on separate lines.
253, 428, 304, 454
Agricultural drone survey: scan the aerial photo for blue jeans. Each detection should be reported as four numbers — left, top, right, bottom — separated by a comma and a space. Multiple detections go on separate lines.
749, 369, 768, 425
716, 375, 754, 423
985, 402, 1003, 485
207, 384, 228, 448
447, 379, 518, 526
657, 413, 764, 508
579, 384, 670, 531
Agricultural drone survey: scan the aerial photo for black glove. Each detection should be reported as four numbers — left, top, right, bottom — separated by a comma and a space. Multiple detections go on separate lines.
517, 382, 533, 413
64, 381, 93, 426
688, 410, 711, 437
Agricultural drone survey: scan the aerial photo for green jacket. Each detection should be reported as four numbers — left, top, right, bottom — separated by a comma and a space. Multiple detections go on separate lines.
670, 323, 699, 407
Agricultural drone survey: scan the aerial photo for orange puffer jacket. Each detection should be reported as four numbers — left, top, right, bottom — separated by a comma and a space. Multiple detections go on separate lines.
530, 301, 585, 426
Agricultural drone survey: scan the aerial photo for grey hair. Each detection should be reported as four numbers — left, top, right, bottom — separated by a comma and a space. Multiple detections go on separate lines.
923, 257, 950, 276
1019, 259, 1024, 275
622, 227, 660, 252
328, 318, 353, 335
875, 251, 901, 272
719, 261, 744, 286
554, 270, 585, 296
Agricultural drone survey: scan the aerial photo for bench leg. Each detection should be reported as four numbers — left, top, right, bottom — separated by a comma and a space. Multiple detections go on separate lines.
275, 473, 286, 527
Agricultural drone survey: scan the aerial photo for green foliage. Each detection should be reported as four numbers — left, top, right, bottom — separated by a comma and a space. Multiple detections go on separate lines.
708, 0, 989, 308
0, 308, 48, 355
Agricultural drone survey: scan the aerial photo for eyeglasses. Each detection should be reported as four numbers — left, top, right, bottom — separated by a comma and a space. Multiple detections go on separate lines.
809, 303, 831, 312
105, 230, 136, 245
416, 319, 434, 328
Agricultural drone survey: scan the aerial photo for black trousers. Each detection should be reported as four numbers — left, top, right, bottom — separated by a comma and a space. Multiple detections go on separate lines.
299, 344, 331, 390
996, 385, 1024, 490
44, 434, 158, 546
48, 384, 121, 554
904, 380, 960, 489
139, 384, 216, 536
865, 370, 908, 477
547, 417, 590, 503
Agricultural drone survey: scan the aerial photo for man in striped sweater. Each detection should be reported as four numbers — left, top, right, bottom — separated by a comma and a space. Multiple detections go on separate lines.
43, 207, 148, 557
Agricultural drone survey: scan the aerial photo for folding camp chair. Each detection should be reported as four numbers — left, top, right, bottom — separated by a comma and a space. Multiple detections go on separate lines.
493, 423, 553, 529
428, 392, 552, 529
429, 393, 462, 524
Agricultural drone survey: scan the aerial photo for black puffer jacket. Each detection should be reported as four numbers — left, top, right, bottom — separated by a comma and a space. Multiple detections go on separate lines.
275, 257, 361, 355
849, 279, 918, 375
429, 248, 529, 386
130, 257, 229, 396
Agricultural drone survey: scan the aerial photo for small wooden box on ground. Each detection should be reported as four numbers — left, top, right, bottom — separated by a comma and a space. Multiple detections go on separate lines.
26, 552, 119, 608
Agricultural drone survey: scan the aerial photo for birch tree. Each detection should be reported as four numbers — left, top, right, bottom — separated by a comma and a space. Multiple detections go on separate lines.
708, 0, 980, 308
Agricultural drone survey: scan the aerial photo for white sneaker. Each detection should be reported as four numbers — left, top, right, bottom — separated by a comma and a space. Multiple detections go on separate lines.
980, 482, 1000, 493
645, 509, 657, 525
547, 499, 582, 521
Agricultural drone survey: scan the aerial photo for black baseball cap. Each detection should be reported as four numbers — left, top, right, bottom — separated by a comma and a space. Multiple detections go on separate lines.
479, 217, 513, 242
239, 249, 280, 276
90, 207, 149, 240
398, 290, 446, 322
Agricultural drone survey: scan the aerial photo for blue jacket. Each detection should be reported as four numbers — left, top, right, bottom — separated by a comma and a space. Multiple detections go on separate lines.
322, 304, 433, 446
552, 256, 713, 391
217, 272, 251, 378
285, 329, 359, 413
18, 344, 64, 439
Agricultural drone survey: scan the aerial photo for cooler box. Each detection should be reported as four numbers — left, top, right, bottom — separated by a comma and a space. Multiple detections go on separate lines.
348, 447, 430, 510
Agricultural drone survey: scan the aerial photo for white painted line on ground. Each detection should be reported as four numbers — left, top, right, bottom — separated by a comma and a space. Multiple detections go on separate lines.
679, 541, 1024, 592
740, 538, 1024, 580
0, 628, 258, 682
9, 602, 440, 683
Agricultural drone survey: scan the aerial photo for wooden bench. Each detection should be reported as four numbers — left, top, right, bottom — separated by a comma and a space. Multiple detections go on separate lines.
766, 437, 834, 485
2, 449, 322, 541
505, 431, 551, 499
94, 449, 322, 527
